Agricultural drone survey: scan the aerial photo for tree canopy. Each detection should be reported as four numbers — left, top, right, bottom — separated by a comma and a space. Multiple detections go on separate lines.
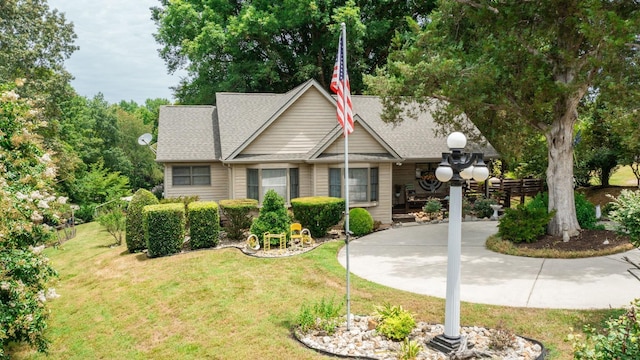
366, 0, 640, 236
151, 0, 435, 104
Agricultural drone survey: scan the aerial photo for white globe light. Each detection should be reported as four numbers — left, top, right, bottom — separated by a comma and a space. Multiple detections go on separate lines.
472, 166, 490, 181
447, 132, 467, 149
435, 166, 453, 182
460, 165, 474, 180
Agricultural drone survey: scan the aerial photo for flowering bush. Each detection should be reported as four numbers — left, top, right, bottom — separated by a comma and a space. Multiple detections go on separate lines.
0, 81, 62, 357
608, 189, 640, 247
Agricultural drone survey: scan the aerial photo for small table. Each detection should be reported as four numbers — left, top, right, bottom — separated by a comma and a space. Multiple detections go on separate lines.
263, 232, 286, 251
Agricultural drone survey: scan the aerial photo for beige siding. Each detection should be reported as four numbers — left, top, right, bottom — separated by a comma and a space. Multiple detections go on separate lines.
299, 164, 313, 198
367, 162, 392, 223
324, 123, 387, 154
242, 89, 337, 155
232, 164, 248, 199
314, 164, 329, 196
312, 162, 392, 223
163, 163, 228, 201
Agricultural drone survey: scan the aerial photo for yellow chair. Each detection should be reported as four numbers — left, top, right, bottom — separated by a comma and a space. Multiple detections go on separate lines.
290, 223, 303, 248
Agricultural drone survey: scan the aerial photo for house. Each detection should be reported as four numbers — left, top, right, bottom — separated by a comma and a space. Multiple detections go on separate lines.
155, 79, 498, 224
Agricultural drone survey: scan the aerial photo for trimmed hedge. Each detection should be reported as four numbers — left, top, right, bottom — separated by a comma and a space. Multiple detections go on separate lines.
188, 201, 220, 249
349, 208, 373, 236
144, 203, 185, 258
219, 198, 258, 240
291, 196, 345, 238
126, 189, 159, 253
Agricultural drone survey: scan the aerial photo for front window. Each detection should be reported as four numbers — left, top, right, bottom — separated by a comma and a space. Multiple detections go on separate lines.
329, 167, 379, 203
246, 168, 299, 202
172, 166, 210, 186
262, 169, 287, 200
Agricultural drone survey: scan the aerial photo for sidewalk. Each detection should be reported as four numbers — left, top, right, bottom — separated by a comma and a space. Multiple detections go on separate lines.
337, 221, 640, 309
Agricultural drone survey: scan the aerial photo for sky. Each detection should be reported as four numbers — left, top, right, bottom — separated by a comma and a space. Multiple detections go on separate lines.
47, 0, 185, 104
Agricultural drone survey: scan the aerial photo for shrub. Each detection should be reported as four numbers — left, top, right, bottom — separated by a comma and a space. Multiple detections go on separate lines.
250, 190, 291, 247
568, 298, 640, 359
295, 297, 344, 335
374, 303, 416, 341
422, 199, 442, 214
125, 189, 158, 252
528, 192, 599, 230
144, 203, 185, 258
349, 208, 374, 236
188, 201, 220, 249
219, 199, 258, 240
472, 197, 498, 219
400, 339, 422, 360
97, 202, 127, 246
290, 196, 345, 238
498, 204, 555, 243
575, 192, 598, 230
608, 190, 640, 246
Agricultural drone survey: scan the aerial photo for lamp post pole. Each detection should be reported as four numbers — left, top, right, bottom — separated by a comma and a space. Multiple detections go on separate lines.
429, 132, 489, 353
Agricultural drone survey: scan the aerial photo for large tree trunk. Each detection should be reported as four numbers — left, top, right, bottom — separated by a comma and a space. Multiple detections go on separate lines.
546, 113, 581, 237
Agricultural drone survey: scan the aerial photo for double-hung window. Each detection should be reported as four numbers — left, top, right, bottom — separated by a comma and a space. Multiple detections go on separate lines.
172, 166, 211, 186
328, 167, 379, 203
246, 168, 299, 203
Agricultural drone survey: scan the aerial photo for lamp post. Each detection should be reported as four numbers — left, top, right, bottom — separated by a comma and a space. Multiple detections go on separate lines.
429, 132, 489, 353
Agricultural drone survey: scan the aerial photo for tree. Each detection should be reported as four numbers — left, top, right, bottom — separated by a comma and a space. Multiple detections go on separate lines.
0, 0, 77, 114
151, 0, 435, 103
367, 0, 640, 237
0, 80, 63, 357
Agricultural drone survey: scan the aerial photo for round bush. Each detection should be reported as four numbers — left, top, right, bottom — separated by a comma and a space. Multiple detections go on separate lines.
349, 208, 373, 237
472, 197, 497, 219
126, 189, 158, 252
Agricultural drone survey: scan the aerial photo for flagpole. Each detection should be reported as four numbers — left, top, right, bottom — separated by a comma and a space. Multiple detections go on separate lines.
341, 22, 351, 331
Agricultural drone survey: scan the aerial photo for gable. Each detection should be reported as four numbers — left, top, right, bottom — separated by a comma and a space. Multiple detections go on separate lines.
240, 87, 337, 155
323, 122, 388, 154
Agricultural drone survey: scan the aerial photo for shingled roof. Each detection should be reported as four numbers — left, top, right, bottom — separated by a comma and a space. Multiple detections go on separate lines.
155, 79, 498, 163
156, 105, 218, 162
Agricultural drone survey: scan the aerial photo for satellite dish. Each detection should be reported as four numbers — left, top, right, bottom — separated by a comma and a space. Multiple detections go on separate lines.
137, 133, 153, 146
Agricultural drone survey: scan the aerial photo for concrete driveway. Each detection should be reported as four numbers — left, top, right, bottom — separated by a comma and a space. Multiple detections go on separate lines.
337, 221, 640, 309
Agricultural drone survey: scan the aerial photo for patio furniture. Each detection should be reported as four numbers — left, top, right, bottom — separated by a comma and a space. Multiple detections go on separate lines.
263, 232, 286, 251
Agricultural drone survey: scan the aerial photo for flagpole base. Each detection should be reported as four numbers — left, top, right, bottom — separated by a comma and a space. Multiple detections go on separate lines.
427, 334, 463, 354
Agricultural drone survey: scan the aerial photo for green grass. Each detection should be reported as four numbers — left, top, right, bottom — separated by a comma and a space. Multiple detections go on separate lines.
610, 165, 639, 187
9, 222, 624, 359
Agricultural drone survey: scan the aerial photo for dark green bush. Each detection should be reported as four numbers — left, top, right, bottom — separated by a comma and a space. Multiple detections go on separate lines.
290, 196, 345, 238
219, 198, 258, 240
498, 204, 555, 243
188, 201, 220, 249
472, 197, 498, 219
126, 189, 158, 252
250, 190, 291, 247
349, 208, 373, 236
527, 192, 599, 230
422, 199, 442, 214
144, 203, 185, 258
75, 203, 96, 223
575, 192, 598, 230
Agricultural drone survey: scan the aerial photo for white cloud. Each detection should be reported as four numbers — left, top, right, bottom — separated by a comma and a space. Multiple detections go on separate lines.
48, 0, 186, 104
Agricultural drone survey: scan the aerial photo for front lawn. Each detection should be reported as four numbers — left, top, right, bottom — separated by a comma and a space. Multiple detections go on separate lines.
10, 222, 620, 359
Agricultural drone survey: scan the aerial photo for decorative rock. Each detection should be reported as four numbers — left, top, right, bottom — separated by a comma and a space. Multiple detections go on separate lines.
296, 318, 544, 360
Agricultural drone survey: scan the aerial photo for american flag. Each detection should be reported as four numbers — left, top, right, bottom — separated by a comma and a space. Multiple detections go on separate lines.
330, 29, 354, 135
